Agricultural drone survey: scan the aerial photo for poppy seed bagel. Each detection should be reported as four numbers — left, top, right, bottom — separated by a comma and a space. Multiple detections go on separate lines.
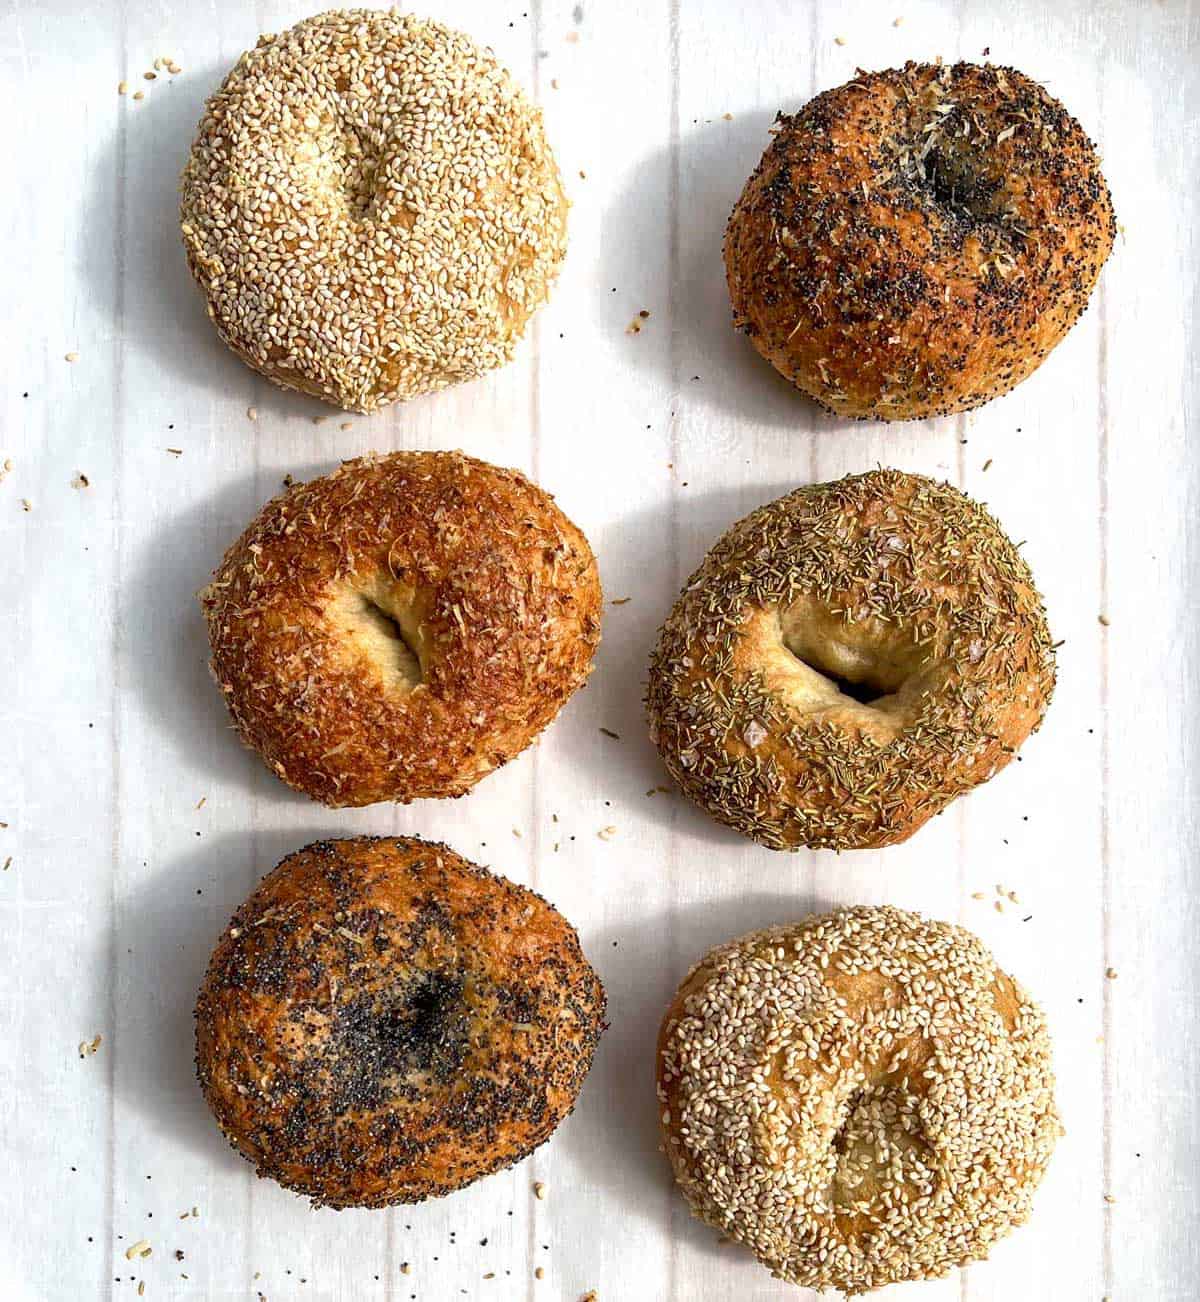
195, 836, 606, 1207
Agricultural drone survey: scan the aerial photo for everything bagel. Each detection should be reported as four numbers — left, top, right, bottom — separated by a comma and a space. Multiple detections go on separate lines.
725, 61, 1115, 420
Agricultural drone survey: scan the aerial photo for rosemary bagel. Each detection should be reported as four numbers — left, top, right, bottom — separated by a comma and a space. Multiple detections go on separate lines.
201, 450, 601, 807
180, 9, 567, 412
195, 836, 605, 1207
646, 469, 1054, 850
656, 906, 1058, 1294
725, 61, 1115, 420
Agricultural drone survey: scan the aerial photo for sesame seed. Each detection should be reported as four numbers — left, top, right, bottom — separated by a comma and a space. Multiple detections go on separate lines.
64, 351, 79, 363
657, 906, 1057, 1292
180, 11, 566, 413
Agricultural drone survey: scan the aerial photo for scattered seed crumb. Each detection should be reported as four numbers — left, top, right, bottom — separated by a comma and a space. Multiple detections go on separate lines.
1104, 1194, 1117, 1204
722, 112, 733, 121
994, 900, 1004, 913
77, 1034, 102, 1059
565, 31, 579, 43
893, 15, 904, 25
1098, 614, 1110, 626
535, 1267, 545, 1281
72, 473, 90, 489
512, 828, 522, 838
626, 318, 643, 334
125, 1240, 152, 1261
598, 826, 617, 841
483, 1273, 495, 1280
599, 728, 620, 740
834, 35, 846, 45
195, 797, 206, 810
581, 1292, 597, 1302
312, 415, 327, 425
133, 91, 145, 101
166, 448, 183, 456
246, 406, 258, 422
533, 1181, 546, 1200
19, 500, 30, 513
118, 80, 129, 95
138, 1283, 145, 1298
339, 421, 353, 431
982, 458, 993, 472
550, 77, 560, 89
400, 1263, 411, 1275
0, 458, 12, 483
64, 352, 79, 363
2, 856, 11, 872
143, 71, 157, 80
610, 596, 631, 605
971, 891, 986, 900
1106, 967, 1118, 979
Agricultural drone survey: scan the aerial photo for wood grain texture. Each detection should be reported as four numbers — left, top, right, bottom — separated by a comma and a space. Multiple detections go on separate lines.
0, 0, 1196, 1299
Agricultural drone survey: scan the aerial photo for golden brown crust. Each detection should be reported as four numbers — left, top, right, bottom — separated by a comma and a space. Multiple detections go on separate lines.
195, 836, 605, 1207
201, 450, 601, 807
180, 10, 567, 412
646, 470, 1055, 850
656, 907, 1058, 1294
725, 61, 1115, 420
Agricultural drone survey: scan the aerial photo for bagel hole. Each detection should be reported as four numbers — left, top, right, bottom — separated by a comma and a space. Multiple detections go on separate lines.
357, 595, 423, 688
813, 668, 887, 707
922, 146, 1007, 229
776, 606, 930, 716
327, 582, 424, 693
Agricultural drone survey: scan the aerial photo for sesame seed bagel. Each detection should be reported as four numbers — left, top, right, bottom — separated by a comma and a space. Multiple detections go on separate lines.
196, 836, 605, 1207
201, 450, 601, 807
646, 470, 1054, 850
656, 906, 1058, 1294
725, 61, 1115, 420
180, 9, 567, 411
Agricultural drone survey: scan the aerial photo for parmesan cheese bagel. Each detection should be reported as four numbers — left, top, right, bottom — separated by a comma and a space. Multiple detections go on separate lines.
201, 451, 601, 807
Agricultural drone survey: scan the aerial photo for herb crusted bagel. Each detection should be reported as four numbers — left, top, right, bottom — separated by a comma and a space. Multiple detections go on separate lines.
725, 61, 1115, 420
201, 450, 601, 807
180, 9, 567, 411
646, 470, 1055, 850
656, 906, 1059, 1293
196, 836, 605, 1207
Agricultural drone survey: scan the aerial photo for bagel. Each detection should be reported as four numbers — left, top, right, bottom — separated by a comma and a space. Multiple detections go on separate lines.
725, 61, 1115, 420
646, 469, 1054, 850
180, 9, 567, 411
656, 906, 1058, 1294
195, 836, 605, 1207
201, 450, 601, 806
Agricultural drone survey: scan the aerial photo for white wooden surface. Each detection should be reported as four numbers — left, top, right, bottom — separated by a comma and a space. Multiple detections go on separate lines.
1, 1, 1197, 1298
